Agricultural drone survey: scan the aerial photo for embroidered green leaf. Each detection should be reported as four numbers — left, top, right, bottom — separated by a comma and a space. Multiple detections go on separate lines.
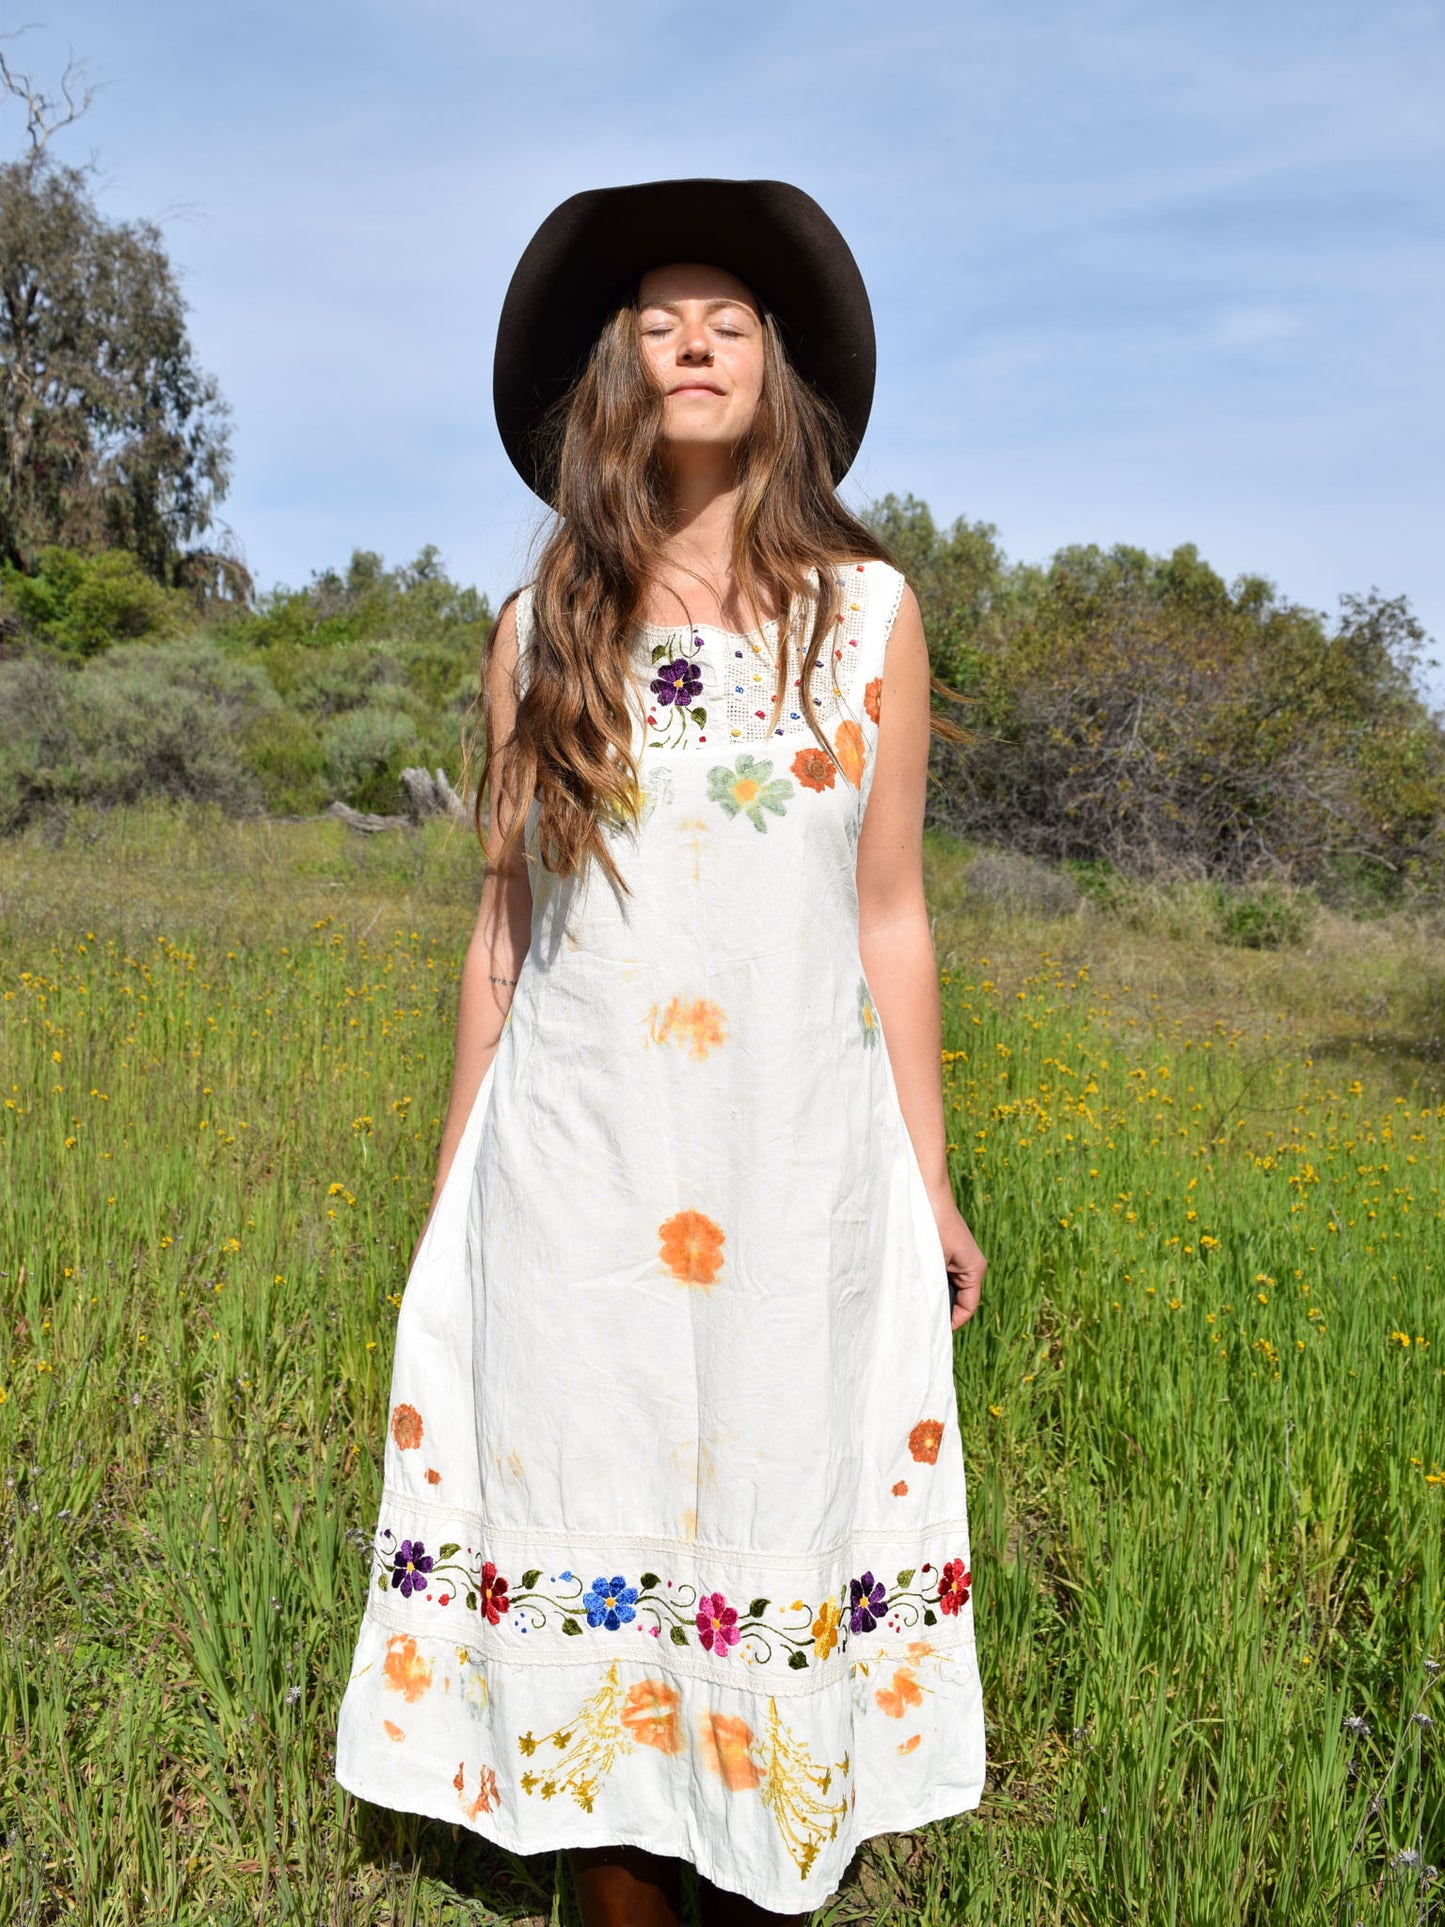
689, 706, 707, 726
787, 1649, 809, 1670
376, 1574, 388, 1592
438, 1542, 460, 1560
465, 1590, 477, 1612
561, 1617, 582, 1636
520, 1568, 542, 1590
651, 641, 669, 662
747, 1596, 770, 1618
896, 1568, 916, 1588
923, 1608, 938, 1627
639, 1571, 660, 1590
669, 1625, 689, 1646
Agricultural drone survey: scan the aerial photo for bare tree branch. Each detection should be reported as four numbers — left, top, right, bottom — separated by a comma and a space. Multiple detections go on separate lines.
0, 30, 100, 164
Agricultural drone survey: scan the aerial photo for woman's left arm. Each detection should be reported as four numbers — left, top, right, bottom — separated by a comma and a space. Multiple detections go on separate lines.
855, 582, 985, 1330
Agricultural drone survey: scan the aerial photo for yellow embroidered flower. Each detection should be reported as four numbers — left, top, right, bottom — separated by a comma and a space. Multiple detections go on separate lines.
811, 1598, 842, 1659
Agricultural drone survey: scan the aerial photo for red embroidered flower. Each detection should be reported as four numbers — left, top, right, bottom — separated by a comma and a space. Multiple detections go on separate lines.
480, 1561, 510, 1625
938, 1559, 971, 1615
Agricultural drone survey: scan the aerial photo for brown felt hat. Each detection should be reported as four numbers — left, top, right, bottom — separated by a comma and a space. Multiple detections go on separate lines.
493, 177, 876, 502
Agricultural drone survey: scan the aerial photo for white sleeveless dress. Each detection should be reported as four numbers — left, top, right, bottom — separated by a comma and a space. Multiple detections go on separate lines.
334, 560, 987, 1912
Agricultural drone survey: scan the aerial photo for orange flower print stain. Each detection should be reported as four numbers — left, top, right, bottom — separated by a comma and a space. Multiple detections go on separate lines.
791, 745, 836, 793
875, 1665, 924, 1719
620, 1679, 682, 1754
646, 996, 728, 1063
391, 1403, 424, 1451
454, 1760, 499, 1819
864, 675, 883, 725
698, 1711, 763, 1790
424, 1467, 442, 1486
897, 1731, 922, 1754
834, 718, 867, 788
892, 1479, 909, 1498
383, 1634, 434, 1702
909, 1418, 944, 1464
383, 1719, 406, 1742
658, 1210, 725, 1287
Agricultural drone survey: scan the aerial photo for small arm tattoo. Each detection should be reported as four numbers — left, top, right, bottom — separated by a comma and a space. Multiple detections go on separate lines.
488, 973, 518, 988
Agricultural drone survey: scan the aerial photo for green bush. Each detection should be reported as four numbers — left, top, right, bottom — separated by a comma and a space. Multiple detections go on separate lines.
0, 546, 190, 657
321, 703, 421, 811
0, 639, 277, 829
1209, 882, 1313, 950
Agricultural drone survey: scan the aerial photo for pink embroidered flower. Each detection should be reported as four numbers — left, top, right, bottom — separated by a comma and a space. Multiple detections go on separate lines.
696, 1590, 740, 1656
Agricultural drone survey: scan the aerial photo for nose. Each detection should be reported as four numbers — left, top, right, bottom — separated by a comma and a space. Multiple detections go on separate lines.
678, 322, 713, 364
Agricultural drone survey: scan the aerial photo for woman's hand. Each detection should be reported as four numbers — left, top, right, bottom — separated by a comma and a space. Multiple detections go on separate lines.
927, 1180, 986, 1330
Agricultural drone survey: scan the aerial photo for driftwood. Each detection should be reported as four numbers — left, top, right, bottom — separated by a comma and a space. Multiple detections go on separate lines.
327, 768, 469, 835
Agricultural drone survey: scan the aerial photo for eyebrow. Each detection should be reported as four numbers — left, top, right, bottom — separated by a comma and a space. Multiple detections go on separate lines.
638, 297, 756, 315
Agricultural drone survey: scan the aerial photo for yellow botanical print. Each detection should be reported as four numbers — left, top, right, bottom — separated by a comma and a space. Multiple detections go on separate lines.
455, 1646, 489, 1716
517, 1662, 632, 1812
646, 996, 728, 1063
755, 1697, 851, 1879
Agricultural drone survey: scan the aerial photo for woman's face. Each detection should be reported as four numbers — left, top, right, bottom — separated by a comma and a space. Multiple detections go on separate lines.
636, 262, 765, 452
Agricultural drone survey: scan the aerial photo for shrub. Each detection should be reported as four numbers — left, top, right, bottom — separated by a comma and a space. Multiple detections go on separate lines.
962, 848, 1084, 920
321, 704, 421, 811
1, 546, 190, 657
0, 639, 276, 829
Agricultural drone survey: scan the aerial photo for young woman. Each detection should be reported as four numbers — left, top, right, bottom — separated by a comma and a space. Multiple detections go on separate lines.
336, 179, 988, 1925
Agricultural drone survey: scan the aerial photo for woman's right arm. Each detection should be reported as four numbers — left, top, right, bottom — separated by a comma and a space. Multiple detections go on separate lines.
413, 600, 533, 1259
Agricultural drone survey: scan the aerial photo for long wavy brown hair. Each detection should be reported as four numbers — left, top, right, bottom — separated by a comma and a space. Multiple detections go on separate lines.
471, 291, 966, 892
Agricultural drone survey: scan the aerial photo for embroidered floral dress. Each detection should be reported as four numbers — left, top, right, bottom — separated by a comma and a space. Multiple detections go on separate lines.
334, 560, 987, 1911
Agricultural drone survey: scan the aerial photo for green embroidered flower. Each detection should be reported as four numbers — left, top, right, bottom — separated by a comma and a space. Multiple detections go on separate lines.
858, 978, 880, 1047
706, 754, 793, 833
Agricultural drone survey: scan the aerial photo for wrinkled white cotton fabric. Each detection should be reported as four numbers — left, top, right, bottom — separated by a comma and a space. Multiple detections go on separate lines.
335, 560, 987, 1912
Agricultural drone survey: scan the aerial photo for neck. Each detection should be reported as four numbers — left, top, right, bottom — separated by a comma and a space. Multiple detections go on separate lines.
656, 442, 740, 571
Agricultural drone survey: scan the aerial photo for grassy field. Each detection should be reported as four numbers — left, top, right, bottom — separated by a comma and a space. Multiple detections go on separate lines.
1, 807, 1441, 1926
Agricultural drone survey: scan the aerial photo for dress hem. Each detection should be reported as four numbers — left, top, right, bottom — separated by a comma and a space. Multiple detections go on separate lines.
334, 1764, 985, 1915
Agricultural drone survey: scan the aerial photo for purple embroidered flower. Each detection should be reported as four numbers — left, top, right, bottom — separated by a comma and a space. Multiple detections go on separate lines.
696, 1590, 740, 1655
849, 1571, 887, 1633
650, 657, 703, 706
389, 1539, 434, 1598
583, 1574, 639, 1630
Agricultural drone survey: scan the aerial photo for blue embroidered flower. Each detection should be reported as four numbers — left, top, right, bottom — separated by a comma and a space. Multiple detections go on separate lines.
849, 1570, 887, 1633
650, 658, 703, 706
583, 1573, 639, 1630
390, 1538, 434, 1598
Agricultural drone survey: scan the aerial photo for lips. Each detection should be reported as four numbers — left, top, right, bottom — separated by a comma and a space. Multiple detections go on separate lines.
668, 382, 725, 396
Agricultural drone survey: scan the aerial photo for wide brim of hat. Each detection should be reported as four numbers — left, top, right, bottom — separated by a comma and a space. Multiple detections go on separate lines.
493, 177, 875, 502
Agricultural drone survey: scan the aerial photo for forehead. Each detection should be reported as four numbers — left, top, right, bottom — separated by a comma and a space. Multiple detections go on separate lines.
636, 262, 759, 311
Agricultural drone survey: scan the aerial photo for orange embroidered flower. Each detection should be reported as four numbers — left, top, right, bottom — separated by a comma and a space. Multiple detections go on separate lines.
390, 1403, 424, 1451
698, 1711, 763, 1789
658, 1209, 726, 1286
647, 996, 728, 1063
864, 676, 883, 725
791, 745, 836, 792
834, 718, 867, 788
621, 1679, 683, 1754
382, 1634, 434, 1702
909, 1418, 944, 1464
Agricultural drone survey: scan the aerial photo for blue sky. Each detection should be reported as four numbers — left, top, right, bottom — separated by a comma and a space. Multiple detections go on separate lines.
6, 0, 1443, 703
